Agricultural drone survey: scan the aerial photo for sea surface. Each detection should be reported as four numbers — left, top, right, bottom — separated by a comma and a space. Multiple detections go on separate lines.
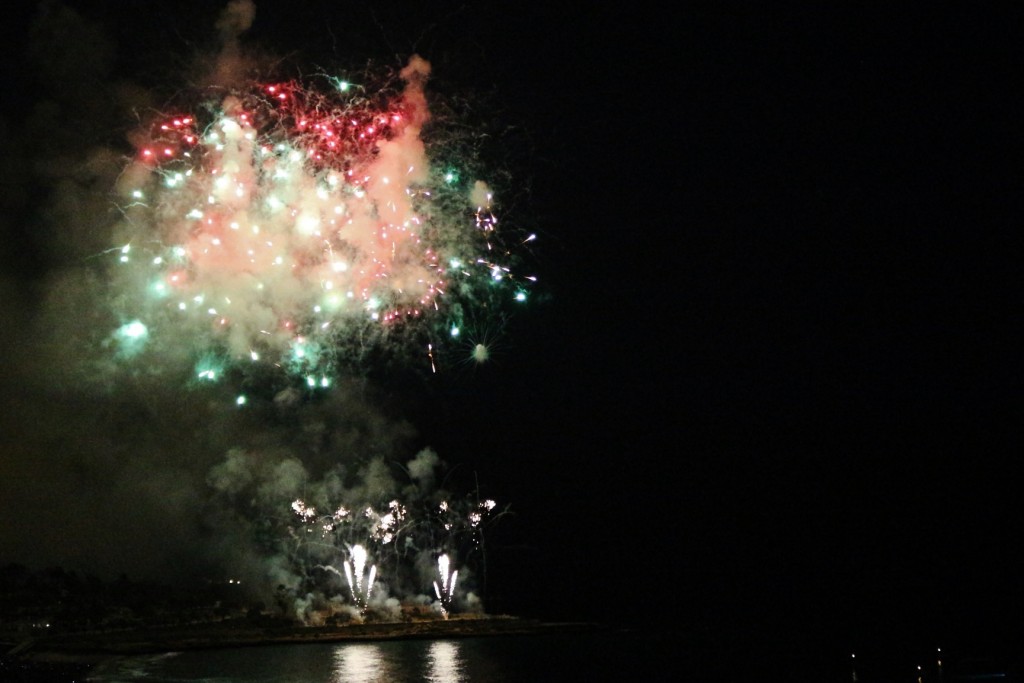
75, 627, 1021, 682
85, 629, 693, 683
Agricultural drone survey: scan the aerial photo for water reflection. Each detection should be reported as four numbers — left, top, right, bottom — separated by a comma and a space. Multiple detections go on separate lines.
87, 631, 664, 683
426, 640, 465, 683
332, 643, 393, 683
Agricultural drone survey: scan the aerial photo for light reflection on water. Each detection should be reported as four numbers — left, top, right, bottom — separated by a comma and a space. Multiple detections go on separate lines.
426, 641, 465, 683
331, 643, 391, 683
329, 640, 464, 683
91, 639, 473, 683
87, 631, 681, 682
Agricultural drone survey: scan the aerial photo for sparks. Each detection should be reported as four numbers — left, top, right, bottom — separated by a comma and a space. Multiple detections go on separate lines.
343, 544, 377, 613
108, 56, 533, 384
433, 553, 459, 619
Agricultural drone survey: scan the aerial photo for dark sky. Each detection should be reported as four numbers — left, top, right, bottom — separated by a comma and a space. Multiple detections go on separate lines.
2, 1, 1022, 651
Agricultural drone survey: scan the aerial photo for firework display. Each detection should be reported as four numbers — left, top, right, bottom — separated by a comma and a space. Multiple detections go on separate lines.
287, 485, 503, 618
0, 0, 538, 630
109, 55, 534, 386
90, 5, 531, 619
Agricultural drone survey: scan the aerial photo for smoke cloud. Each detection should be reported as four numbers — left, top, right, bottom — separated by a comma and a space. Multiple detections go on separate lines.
212, 0, 258, 86
0, 1, 520, 622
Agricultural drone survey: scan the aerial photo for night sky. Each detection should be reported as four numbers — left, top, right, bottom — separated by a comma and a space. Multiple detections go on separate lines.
2, 1, 1022, 654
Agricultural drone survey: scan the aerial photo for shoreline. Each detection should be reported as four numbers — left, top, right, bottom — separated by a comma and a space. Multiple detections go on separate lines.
12, 615, 603, 664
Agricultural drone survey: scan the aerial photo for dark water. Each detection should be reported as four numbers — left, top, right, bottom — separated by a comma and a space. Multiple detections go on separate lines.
86, 630, 691, 682
80, 628, 1024, 683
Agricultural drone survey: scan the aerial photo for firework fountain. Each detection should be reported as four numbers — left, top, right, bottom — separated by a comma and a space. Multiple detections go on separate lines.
343, 544, 376, 613
288, 486, 504, 619
434, 554, 459, 619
